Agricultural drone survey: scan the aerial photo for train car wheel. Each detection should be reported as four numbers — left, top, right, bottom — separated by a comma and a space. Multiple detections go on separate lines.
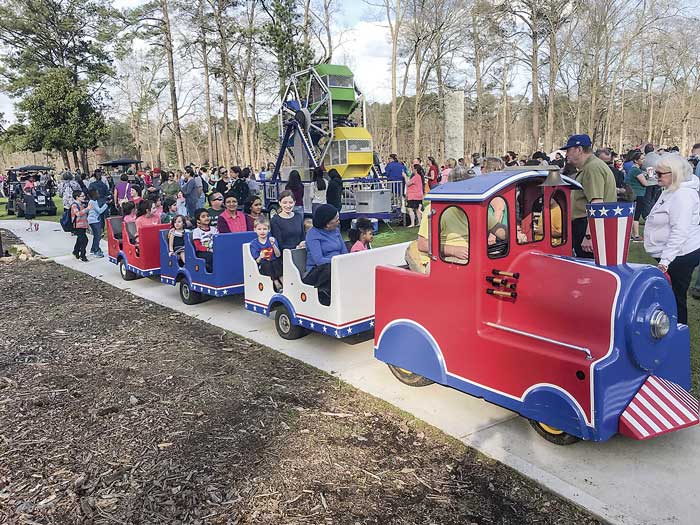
274, 306, 306, 340
118, 260, 138, 281
387, 365, 434, 387
528, 419, 581, 445
179, 281, 202, 305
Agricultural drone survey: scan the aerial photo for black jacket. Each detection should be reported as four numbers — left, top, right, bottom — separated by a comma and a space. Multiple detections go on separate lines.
326, 176, 343, 211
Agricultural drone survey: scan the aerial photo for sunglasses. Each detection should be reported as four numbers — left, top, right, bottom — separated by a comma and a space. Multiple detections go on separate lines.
213, 197, 223, 201
656, 170, 672, 176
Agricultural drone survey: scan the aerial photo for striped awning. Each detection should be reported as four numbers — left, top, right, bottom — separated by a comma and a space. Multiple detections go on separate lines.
619, 376, 699, 440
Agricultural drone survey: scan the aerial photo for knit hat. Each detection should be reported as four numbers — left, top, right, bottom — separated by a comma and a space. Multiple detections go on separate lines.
312, 203, 338, 229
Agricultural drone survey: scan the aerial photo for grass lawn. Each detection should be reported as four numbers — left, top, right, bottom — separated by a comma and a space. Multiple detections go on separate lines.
0, 196, 63, 223
371, 220, 700, 391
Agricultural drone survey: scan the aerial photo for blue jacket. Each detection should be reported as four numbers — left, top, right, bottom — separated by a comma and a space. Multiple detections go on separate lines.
305, 227, 347, 271
384, 161, 405, 182
87, 200, 109, 224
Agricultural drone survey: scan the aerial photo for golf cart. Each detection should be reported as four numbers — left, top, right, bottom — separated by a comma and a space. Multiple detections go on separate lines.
98, 158, 143, 186
6, 165, 58, 216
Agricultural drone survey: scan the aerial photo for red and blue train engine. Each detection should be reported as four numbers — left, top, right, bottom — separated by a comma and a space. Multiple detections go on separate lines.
159, 230, 255, 305
374, 169, 698, 444
106, 216, 168, 281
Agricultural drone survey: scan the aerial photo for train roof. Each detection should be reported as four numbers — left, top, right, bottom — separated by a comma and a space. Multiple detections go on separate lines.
425, 169, 582, 203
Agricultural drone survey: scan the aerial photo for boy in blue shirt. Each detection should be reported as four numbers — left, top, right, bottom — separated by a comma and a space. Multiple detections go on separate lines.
250, 217, 283, 292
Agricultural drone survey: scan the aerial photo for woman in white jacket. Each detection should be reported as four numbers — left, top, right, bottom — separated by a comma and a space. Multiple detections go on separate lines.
644, 153, 700, 324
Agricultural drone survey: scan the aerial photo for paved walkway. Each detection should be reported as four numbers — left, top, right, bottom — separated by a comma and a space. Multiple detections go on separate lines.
3, 220, 699, 525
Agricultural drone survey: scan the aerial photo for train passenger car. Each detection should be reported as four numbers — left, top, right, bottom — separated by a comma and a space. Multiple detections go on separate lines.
244, 242, 409, 339
160, 230, 255, 304
106, 217, 168, 281
374, 168, 699, 444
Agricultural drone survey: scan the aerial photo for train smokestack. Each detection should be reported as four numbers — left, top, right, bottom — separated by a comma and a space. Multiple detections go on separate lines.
585, 202, 635, 266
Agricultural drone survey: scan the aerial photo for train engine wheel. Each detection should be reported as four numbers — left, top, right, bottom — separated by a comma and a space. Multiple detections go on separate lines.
387, 365, 434, 387
528, 419, 580, 445
118, 260, 138, 281
274, 305, 307, 340
179, 281, 203, 305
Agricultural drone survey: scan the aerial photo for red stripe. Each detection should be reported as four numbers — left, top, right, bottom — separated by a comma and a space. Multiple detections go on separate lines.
603, 219, 618, 268
626, 404, 656, 436
645, 380, 693, 424
244, 299, 374, 328
634, 393, 670, 430
658, 378, 699, 416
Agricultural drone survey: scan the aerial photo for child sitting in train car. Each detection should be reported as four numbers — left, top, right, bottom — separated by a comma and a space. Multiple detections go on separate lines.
250, 217, 283, 293
122, 201, 137, 223
168, 214, 188, 265
349, 218, 374, 252
192, 208, 217, 272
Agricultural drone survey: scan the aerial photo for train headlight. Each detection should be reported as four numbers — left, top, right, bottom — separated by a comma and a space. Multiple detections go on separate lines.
650, 309, 671, 339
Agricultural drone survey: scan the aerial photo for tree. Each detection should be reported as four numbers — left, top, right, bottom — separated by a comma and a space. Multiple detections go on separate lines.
17, 69, 107, 168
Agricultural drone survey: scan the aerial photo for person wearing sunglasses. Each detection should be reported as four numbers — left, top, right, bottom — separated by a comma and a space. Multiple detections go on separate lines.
207, 192, 225, 222
643, 153, 700, 324
160, 171, 180, 199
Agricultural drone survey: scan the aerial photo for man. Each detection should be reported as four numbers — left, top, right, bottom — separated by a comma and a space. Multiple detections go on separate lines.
595, 147, 626, 199
691, 143, 700, 178
405, 164, 473, 273
181, 166, 199, 218
207, 192, 225, 222
471, 153, 482, 176
384, 154, 404, 182
642, 143, 661, 171
562, 134, 617, 258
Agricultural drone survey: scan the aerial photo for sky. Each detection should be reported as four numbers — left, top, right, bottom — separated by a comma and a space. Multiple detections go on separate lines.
0, 1, 393, 124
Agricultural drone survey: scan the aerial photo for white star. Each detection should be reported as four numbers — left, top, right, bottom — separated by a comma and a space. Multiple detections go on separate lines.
309, 322, 315, 329
599, 206, 609, 216
299, 320, 304, 326
628, 206, 635, 215
322, 326, 327, 333
254, 306, 258, 312
588, 208, 596, 217
335, 330, 340, 337
613, 206, 623, 215
223, 290, 228, 295
347, 327, 353, 334
369, 320, 374, 327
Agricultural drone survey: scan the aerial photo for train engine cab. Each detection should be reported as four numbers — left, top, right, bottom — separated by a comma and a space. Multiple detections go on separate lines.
106, 217, 168, 281
374, 169, 698, 444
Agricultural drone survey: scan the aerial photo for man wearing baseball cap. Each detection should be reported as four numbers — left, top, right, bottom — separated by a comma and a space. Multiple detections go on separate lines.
562, 134, 617, 257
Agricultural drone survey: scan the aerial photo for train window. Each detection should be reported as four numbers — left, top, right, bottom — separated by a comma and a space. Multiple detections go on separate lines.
439, 206, 469, 265
515, 181, 544, 244
487, 196, 509, 259
550, 190, 568, 247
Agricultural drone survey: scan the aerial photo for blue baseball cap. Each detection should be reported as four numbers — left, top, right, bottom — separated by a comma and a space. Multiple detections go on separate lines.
561, 134, 592, 149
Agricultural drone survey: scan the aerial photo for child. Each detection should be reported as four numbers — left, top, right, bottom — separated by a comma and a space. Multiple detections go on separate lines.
176, 191, 188, 217
192, 208, 217, 272
87, 189, 109, 257
71, 190, 92, 262
160, 197, 178, 224
22, 184, 37, 232
167, 214, 187, 264
122, 201, 137, 223
250, 217, 283, 292
349, 218, 374, 252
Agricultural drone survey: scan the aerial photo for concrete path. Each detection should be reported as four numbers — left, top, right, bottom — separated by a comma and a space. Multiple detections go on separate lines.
3, 220, 698, 525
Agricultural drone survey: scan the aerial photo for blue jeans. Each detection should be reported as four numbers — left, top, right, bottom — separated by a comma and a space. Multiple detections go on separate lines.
89, 222, 103, 254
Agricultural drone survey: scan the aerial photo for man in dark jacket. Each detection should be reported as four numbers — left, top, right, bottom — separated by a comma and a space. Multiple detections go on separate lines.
326, 169, 343, 212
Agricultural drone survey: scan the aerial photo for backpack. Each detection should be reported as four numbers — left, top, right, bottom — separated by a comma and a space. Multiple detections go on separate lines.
201, 177, 209, 194
60, 208, 73, 232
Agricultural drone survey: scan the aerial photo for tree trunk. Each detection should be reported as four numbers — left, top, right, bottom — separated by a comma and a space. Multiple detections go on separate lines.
413, 44, 422, 158
60, 150, 70, 170
387, 0, 403, 154
502, 60, 508, 155
531, 35, 540, 151
80, 149, 89, 174
161, 0, 185, 170
201, 27, 214, 166
545, 28, 558, 152
473, 10, 484, 155
617, 82, 626, 155
72, 151, 80, 173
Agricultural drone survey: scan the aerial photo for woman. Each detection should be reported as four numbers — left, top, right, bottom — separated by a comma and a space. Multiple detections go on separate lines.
302, 204, 347, 306
217, 195, 253, 233
326, 169, 343, 212
405, 163, 424, 227
135, 199, 161, 230
113, 174, 132, 205
626, 151, 650, 241
160, 171, 180, 199
311, 166, 327, 212
244, 195, 264, 223
644, 153, 700, 324
426, 156, 440, 190
285, 170, 305, 215
270, 190, 305, 251
441, 158, 456, 185
481, 157, 505, 174
58, 172, 81, 213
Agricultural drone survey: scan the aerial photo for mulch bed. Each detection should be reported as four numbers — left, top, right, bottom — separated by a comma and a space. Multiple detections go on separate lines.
0, 259, 600, 524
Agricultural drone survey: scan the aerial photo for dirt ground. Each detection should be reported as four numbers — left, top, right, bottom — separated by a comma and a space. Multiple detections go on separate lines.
0, 255, 600, 524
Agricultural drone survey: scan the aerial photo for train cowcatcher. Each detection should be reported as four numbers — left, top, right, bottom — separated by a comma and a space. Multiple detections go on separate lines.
373, 168, 699, 444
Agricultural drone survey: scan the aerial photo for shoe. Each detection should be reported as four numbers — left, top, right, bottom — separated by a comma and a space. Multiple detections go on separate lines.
73, 252, 80, 259
34, 223, 39, 231
80, 256, 88, 262
631, 236, 643, 242
691, 287, 700, 300
95, 252, 105, 258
